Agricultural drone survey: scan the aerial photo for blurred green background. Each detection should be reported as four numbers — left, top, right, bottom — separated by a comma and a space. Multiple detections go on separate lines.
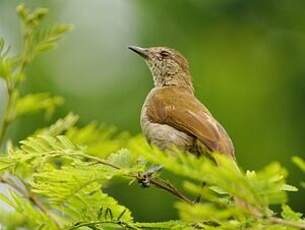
0, 0, 305, 221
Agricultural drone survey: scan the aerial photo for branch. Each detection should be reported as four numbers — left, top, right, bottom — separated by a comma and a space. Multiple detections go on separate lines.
0, 91, 12, 147
0, 174, 61, 228
70, 220, 183, 230
0, 41, 30, 148
142, 176, 193, 205
268, 217, 305, 230
0, 118, 10, 148
84, 154, 305, 229
80, 153, 193, 205
70, 220, 139, 230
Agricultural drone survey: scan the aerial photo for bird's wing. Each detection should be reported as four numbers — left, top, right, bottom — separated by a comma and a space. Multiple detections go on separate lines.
146, 87, 235, 158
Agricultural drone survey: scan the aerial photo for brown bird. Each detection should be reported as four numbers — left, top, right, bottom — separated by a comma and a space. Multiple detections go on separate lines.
128, 46, 235, 159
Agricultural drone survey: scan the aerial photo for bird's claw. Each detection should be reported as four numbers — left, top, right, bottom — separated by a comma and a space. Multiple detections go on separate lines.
137, 165, 163, 188
137, 172, 151, 188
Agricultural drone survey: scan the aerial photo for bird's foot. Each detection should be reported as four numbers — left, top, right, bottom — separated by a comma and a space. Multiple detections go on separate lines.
137, 165, 163, 188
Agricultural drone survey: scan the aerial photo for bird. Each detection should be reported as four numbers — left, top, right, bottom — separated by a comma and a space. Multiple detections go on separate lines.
128, 46, 235, 160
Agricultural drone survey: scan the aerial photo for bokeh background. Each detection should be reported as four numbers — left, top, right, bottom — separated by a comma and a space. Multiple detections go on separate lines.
0, 0, 305, 221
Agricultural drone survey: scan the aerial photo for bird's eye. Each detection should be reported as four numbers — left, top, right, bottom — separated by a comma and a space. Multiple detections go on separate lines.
160, 50, 170, 58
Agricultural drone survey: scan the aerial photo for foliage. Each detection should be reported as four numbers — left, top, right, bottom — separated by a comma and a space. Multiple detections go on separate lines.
293, 156, 305, 189
0, 4, 72, 146
66, 123, 130, 157
0, 4, 305, 230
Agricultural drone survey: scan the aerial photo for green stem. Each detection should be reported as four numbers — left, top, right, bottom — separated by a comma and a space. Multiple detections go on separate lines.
0, 31, 30, 148
81, 153, 194, 204
0, 118, 10, 148
93, 156, 305, 229
0, 175, 61, 228
268, 217, 305, 230
0, 87, 13, 148
70, 220, 177, 230
70, 220, 139, 230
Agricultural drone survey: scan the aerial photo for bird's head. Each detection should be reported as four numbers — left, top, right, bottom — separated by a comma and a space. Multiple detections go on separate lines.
128, 46, 193, 91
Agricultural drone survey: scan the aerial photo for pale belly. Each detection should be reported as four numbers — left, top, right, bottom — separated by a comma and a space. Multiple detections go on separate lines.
140, 111, 194, 151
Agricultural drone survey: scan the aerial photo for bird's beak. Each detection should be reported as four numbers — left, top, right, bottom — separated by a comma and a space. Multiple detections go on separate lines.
128, 46, 149, 59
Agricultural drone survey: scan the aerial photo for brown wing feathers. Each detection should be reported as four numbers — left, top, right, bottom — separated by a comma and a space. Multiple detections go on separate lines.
146, 87, 235, 158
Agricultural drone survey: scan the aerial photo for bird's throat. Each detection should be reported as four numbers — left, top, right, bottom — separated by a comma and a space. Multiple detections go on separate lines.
153, 72, 194, 93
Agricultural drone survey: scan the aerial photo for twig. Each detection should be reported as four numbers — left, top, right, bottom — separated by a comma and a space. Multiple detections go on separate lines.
0, 175, 61, 228
70, 220, 182, 230
147, 177, 193, 205
80, 153, 121, 170
3, 139, 304, 229
87, 155, 305, 229
0, 119, 9, 147
29, 193, 52, 217
0, 175, 24, 195
0, 92, 12, 147
82, 153, 193, 205
268, 216, 305, 229
0, 25, 35, 149
70, 220, 139, 230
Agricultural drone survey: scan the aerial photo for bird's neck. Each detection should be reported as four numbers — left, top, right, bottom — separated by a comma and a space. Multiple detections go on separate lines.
153, 72, 194, 93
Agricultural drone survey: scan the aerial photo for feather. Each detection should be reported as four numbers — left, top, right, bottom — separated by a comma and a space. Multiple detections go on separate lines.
145, 86, 235, 158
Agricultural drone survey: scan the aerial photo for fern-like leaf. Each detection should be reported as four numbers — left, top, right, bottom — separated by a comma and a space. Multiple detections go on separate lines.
15, 93, 64, 119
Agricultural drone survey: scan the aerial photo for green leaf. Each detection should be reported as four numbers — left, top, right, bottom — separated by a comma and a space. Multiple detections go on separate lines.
37, 113, 79, 136
62, 186, 133, 223
134, 220, 192, 230
0, 57, 14, 79
281, 184, 298, 192
31, 165, 118, 206
34, 24, 73, 54
67, 123, 130, 157
15, 93, 64, 119
0, 191, 59, 229
292, 156, 305, 172
0, 158, 15, 172
281, 205, 303, 221
107, 148, 141, 170
176, 201, 241, 224
17, 4, 48, 28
